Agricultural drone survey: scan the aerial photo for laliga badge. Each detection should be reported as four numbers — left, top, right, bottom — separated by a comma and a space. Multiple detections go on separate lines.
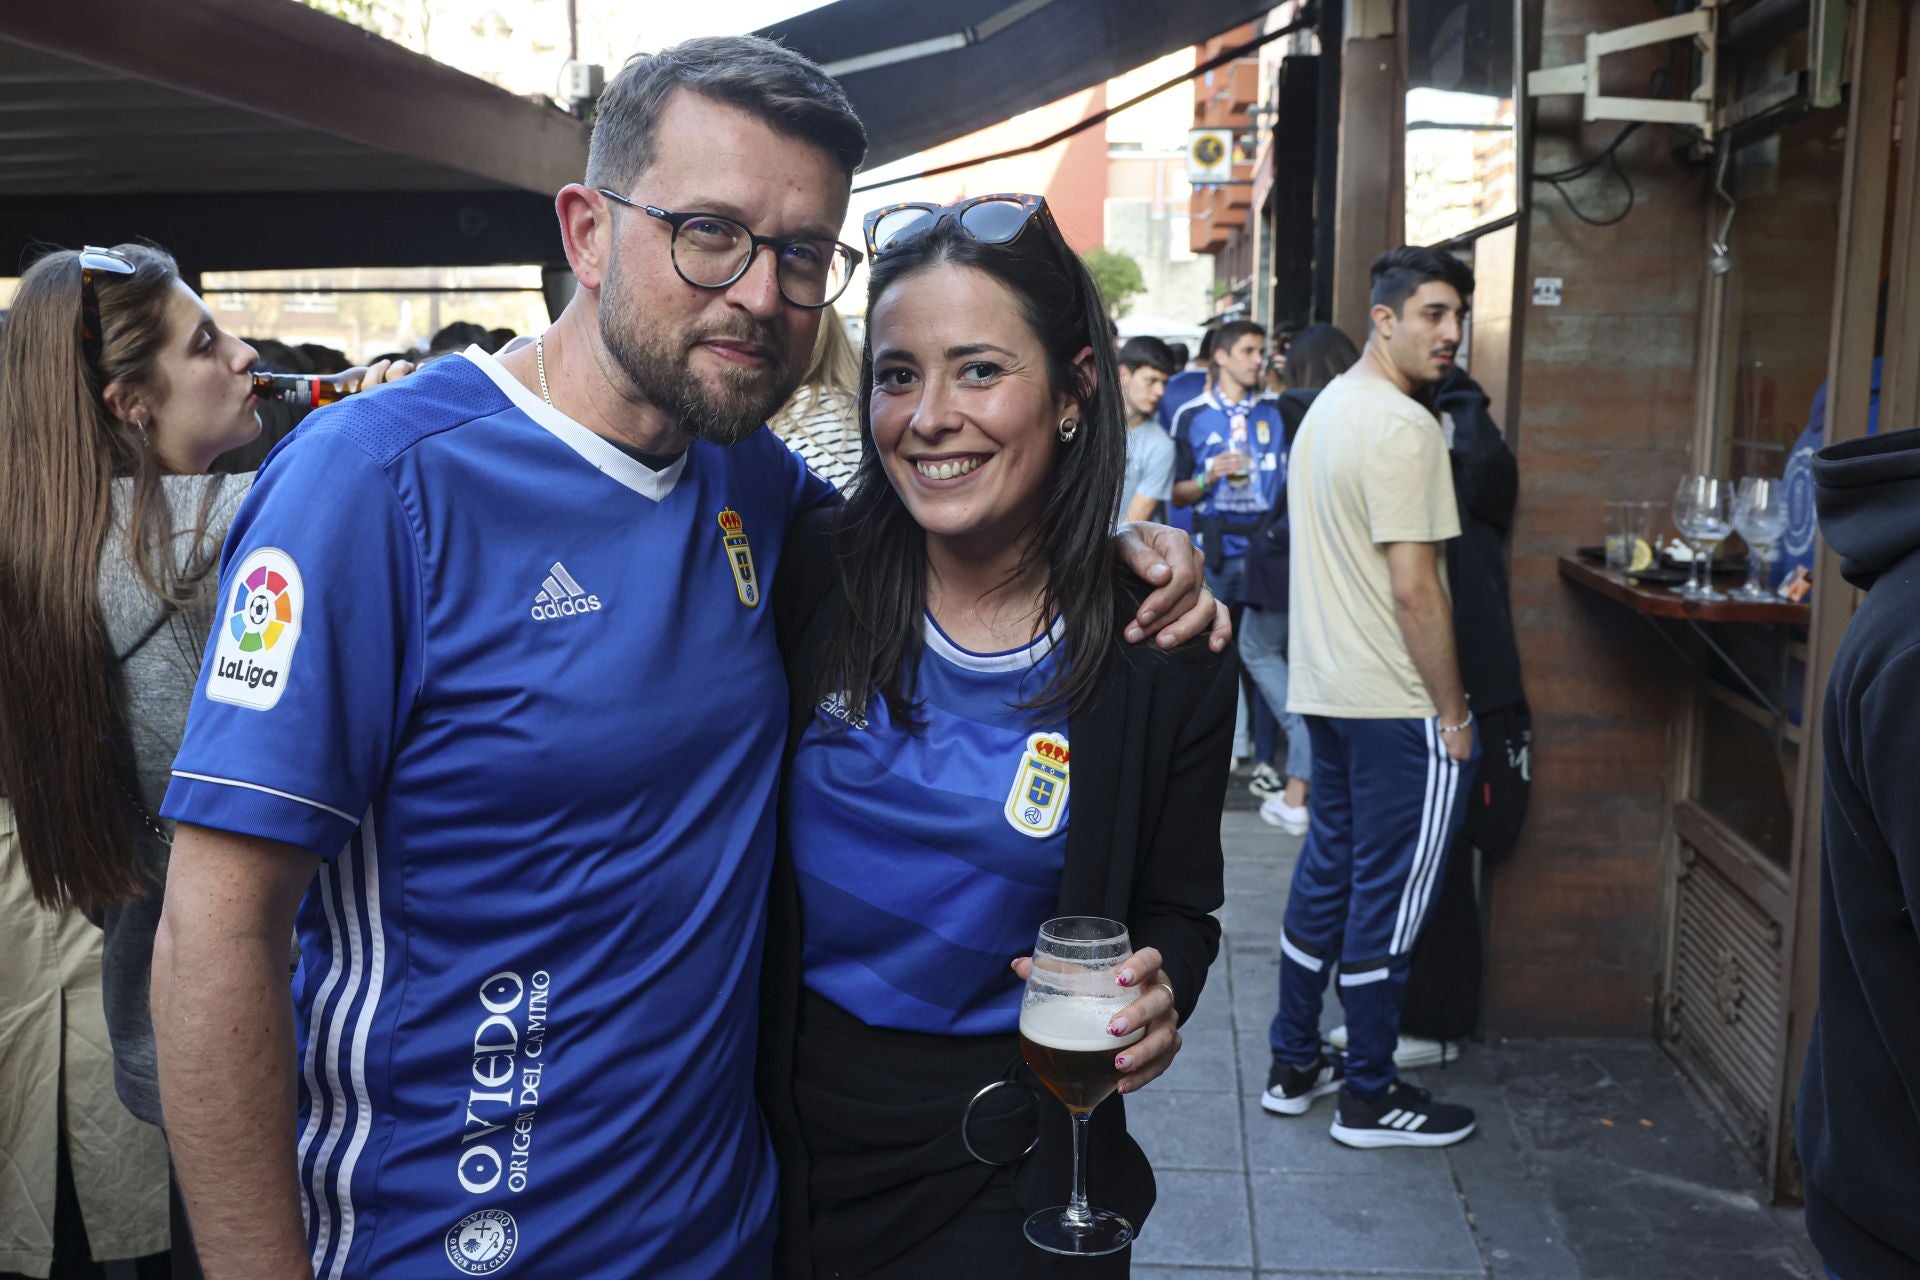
1256, 421, 1272, 446
207, 547, 303, 710
718, 507, 759, 608
1005, 732, 1070, 839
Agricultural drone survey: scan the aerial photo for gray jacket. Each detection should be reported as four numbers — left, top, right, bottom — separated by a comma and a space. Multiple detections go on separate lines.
96, 473, 249, 1124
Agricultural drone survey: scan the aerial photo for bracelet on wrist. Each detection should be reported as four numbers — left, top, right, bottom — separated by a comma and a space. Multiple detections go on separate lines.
1438, 713, 1473, 735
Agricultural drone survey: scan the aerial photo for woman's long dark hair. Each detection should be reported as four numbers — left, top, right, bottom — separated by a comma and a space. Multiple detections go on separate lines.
1283, 323, 1361, 393
817, 209, 1128, 724
0, 243, 218, 913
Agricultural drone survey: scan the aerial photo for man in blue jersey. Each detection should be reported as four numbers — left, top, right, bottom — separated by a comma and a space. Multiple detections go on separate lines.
1171, 319, 1288, 776
148, 36, 1220, 1280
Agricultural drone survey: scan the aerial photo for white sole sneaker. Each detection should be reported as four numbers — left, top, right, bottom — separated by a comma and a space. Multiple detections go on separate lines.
1330, 1118, 1478, 1148
1261, 1078, 1342, 1116
1258, 795, 1309, 836
1325, 1026, 1460, 1070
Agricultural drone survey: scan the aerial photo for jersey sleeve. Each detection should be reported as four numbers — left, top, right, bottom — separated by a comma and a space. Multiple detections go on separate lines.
1364, 414, 1462, 545
1138, 430, 1175, 503
162, 430, 424, 858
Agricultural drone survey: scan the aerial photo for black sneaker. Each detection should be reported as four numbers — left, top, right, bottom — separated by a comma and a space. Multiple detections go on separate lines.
1330, 1081, 1476, 1148
1261, 1055, 1344, 1116
1248, 763, 1283, 798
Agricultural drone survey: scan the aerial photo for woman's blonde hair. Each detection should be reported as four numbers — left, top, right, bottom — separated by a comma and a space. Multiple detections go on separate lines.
772, 306, 860, 435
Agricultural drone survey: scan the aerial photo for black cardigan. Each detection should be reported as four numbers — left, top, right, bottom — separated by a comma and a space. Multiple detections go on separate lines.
757, 508, 1235, 1271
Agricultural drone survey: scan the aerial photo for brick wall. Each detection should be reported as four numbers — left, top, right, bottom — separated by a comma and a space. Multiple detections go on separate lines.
1483, 0, 1709, 1035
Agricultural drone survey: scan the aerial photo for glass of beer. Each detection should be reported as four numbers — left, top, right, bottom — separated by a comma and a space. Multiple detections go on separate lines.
1019, 916, 1144, 1257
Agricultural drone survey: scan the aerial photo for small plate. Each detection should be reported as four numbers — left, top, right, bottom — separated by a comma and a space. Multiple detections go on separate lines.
1628, 567, 1689, 586
1576, 545, 1607, 563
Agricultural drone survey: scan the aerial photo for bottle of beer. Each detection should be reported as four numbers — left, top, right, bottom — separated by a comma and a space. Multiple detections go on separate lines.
250, 371, 359, 408
1227, 407, 1251, 484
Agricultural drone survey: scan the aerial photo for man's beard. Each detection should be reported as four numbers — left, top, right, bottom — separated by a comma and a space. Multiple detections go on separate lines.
600, 270, 798, 446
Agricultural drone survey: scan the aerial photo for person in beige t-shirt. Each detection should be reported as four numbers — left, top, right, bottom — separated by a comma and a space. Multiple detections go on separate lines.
1285, 372, 1460, 717
1260, 246, 1484, 1152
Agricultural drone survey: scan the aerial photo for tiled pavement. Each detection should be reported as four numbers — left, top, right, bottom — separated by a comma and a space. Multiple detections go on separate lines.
1114, 808, 1825, 1280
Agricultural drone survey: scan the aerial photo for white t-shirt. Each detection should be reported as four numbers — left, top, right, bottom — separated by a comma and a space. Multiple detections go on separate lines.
1285, 372, 1460, 718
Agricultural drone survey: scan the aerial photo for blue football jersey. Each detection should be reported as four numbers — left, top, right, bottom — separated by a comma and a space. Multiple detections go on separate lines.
1174, 390, 1288, 559
162, 348, 832, 1279
786, 616, 1069, 1035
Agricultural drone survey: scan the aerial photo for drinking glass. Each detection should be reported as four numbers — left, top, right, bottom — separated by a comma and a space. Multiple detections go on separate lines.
1019, 916, 1144, 1257
1673, 475, 1733, 602
1732, 476, 1790, 602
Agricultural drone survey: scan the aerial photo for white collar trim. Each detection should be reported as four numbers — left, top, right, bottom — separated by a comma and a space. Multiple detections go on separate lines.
458, 343, 685, 502
922, 612, 1065, 674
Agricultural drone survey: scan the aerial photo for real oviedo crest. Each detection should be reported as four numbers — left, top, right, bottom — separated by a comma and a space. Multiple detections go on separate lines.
207, 547, 304, 711
1005, 732, 1070, 839
717, 508, 759, 608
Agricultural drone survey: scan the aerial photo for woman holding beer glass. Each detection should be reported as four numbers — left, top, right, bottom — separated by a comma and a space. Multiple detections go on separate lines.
762, 195, 1233, 1277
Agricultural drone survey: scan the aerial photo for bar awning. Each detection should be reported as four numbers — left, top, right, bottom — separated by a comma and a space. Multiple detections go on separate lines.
758, 0, 1279, 170
0, 0, 589, 277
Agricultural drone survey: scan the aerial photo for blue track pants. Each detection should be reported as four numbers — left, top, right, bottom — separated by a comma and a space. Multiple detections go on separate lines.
1269, 714, 1478, 1097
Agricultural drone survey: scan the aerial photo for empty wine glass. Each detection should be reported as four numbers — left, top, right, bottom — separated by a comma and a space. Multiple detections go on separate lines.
1733, 476, 1789, 602
1673, 475, 1733, 602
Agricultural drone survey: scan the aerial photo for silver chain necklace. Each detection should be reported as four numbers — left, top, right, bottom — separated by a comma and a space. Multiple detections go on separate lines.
536, 335, 552, 405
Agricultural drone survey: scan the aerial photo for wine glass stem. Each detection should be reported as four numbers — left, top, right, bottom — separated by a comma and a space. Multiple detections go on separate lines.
1688, 539, 1705, 595
1744, 545, 1766, 596
1066, 1110, 1094, 1227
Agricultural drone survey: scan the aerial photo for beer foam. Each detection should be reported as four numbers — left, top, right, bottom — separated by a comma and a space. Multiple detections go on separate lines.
1020, 998, 1147, 1052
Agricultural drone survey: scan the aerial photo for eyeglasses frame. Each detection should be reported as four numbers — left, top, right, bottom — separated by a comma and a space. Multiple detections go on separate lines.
861, 193, 1049, 260
78, 245, 137, 370
595, 188, 862, 310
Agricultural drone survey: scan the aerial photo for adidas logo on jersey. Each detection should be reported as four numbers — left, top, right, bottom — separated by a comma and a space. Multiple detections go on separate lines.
530, 562, 602, 620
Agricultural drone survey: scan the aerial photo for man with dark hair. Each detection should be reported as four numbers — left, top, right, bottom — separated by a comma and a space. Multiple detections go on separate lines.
152, 34, 1221, 1280
1258, 246, 1481, 1147
1171, 319, 1288, 784
1157, 326, 1213, 433
1118, 336, 1177, 522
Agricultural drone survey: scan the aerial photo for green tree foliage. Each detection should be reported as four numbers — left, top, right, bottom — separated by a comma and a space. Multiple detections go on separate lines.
1081, 247, 1147, 319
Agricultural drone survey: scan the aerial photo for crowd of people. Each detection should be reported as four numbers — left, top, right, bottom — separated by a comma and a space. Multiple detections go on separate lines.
0, 27, 1901, 1280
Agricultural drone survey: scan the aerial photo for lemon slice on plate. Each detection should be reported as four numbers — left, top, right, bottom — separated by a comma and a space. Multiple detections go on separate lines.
1629, 539, 1655, 572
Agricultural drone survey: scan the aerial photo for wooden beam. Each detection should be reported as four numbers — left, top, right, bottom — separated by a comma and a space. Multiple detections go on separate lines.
1774, 0, 1904, 1202
1879, 29, 1920, 433
0, 0, 588, 197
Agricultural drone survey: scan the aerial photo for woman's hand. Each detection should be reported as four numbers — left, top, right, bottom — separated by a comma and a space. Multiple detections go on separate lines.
1011, 947, 1183, 1096
1110, 522, 1232, 653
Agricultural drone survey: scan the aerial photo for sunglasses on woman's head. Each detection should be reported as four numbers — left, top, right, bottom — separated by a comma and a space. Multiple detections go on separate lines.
77, 246, 136, 369
862, 194, 1049, 260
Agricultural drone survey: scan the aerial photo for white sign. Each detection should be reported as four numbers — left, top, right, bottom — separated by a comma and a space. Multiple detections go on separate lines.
1532, 277, 1564, 306
1188, 129, 1234, 184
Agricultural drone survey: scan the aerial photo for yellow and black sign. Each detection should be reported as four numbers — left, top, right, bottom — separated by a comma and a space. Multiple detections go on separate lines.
1188, 128, 1234, 183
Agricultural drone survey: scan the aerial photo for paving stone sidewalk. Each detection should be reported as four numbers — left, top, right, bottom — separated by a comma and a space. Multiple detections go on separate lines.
1116, 808, 1824, 1280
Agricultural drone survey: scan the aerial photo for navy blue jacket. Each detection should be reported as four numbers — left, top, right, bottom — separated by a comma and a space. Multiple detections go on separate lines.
1798, 425, 1920, 1279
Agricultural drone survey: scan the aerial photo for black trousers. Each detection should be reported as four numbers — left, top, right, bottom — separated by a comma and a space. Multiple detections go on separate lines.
1400, 824, 1483, 1042
786, 994, 1148, 1280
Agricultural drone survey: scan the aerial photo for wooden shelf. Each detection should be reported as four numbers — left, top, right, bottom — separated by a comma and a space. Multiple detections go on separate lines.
1558, 556, 1811, 625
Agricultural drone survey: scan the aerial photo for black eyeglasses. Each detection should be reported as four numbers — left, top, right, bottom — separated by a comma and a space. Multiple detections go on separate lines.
862, 193, 1049, 259
596, 189, 862, 310
78, 245, 136, 369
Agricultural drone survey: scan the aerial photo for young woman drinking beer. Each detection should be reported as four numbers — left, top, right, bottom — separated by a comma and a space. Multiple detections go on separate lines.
762, 195, 1233, 1277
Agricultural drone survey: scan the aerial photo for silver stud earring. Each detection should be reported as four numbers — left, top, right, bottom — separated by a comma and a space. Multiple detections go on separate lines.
1057, 415, 1080, 443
